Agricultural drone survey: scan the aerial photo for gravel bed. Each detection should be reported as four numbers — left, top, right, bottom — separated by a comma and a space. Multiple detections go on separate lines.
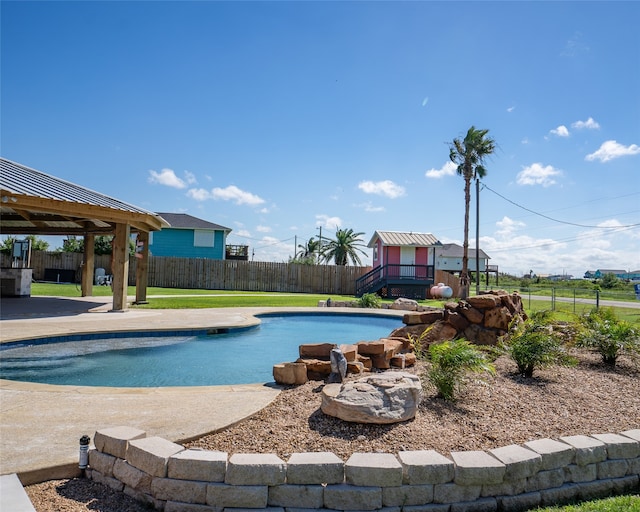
27, 352, 639, 511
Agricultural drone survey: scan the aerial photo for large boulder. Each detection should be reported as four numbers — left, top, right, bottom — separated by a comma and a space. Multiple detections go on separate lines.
321, 372, 422, 424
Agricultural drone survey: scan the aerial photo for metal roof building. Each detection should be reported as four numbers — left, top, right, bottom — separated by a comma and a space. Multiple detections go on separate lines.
0, 157, 169, 310
367, 230, 441, 248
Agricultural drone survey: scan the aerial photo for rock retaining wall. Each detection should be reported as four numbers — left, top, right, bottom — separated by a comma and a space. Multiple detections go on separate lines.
88, 425, 640, 511
390, 290, 527, 347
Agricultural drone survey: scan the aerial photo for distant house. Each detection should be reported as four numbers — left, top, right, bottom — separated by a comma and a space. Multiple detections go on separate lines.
434, 243, 489, 274
593, 269, 630, 279
150, 213, 233, 259
356, 231, 440, 299
547, 274, 574, 282
590, 269, 640, 281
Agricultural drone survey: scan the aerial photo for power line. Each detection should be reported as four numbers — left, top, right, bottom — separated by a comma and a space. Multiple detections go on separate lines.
484, 224, 638, 254
482, 183, 640, 229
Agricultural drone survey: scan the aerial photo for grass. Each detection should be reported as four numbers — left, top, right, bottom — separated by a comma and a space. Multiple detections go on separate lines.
532, 495, 640, 511
29, 283, 639, 324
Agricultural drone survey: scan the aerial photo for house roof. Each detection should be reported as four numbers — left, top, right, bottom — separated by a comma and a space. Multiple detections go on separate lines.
367, 230, 440, 248
0, 157, 169, 235
156, 212, 231, 232
435, 243, 490, 259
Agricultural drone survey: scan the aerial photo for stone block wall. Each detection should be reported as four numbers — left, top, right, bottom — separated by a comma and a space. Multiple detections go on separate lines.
88, 425, 640, 511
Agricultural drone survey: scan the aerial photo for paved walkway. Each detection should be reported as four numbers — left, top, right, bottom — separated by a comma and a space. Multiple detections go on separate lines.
1, 297, 391, 484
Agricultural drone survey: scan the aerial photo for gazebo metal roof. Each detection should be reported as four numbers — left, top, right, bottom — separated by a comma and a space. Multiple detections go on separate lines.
0, 158, 169, 236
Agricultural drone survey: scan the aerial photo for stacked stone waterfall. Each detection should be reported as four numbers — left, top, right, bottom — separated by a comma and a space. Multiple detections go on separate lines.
273, 290, 527, 386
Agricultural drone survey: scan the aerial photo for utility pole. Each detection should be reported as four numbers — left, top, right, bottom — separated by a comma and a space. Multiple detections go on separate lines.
475, 178, 480, 296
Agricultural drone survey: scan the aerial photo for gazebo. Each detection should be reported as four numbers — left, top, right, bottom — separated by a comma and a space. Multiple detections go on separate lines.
0, 157, 169, 310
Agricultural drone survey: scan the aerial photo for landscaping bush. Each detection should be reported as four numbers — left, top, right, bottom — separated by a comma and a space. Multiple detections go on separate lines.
500, 311, 577, 378
576, 308, 640, 366
356, 292, 381, 309
426, 339, 495, 401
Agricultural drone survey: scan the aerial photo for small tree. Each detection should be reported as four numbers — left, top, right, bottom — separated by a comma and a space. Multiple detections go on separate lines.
0, 235, 48, 254
426, 339, 495, 401
501, 311, 576, 378
576, 308, 640, 366
599, 273, 620, 289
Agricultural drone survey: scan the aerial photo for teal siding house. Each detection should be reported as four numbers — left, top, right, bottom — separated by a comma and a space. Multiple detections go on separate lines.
150, 213, 231, 259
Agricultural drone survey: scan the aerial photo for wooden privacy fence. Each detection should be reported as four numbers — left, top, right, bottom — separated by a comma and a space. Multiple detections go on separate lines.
141, 257, 370, 295
1, 252, 371, 296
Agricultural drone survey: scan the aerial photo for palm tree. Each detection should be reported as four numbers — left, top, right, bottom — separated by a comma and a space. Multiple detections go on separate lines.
320, 228, 367, 266
449, 126, 496, 299
296, 237, 320, 259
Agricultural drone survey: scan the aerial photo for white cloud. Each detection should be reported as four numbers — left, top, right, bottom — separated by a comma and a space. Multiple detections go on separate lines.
572, 117, 600, 130
358, 180, 406, 198
316, 214, 342, 230
186, 188, 211, 201
549, 125, 570, 137
507, 106, 515, 113
148, 168, 188, 189
211, 185, 265, 205
186, 185, 265, 205
355, 201, 385, 213
585, 140, 640, 162
495, 216, 526, 237
516, 163, 562, 187
425, 161, 457, 179
256, 225, 271, 233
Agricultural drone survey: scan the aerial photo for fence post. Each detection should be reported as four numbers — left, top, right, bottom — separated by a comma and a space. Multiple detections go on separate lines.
551, 287, 556, 311
596, 289, 600, 310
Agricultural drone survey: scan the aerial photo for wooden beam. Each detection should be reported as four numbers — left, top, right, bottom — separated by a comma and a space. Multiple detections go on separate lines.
0, 226, 115, 236
4, 194, 165, 232
111, 223, 130, 311
81, 234, 95, 297
135, 231, 149, 304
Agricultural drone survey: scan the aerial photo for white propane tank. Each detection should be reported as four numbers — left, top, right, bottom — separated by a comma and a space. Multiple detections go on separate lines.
430, 283, 453, 299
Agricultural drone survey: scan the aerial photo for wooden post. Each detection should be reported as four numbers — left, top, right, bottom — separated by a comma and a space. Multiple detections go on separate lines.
81, 234, 95, 297
135, 231, 149, 304
111, 223, 130, 311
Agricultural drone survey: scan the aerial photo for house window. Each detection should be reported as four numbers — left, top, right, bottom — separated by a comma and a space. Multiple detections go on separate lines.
373, 245, 378, 261
194, 230, 215, 247
148, 232, 154, 245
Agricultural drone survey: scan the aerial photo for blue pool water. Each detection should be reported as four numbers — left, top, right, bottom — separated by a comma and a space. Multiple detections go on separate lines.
0, 314, 401, 387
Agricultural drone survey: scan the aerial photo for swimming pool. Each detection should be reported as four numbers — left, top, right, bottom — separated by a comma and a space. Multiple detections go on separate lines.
0, 313, 402, 387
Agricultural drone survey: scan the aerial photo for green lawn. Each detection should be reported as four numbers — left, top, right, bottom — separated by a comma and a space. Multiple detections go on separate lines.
29, 282, 639, 324
533, 495, 640, 512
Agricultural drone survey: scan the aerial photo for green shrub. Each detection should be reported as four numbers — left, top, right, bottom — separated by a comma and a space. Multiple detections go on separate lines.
501, 311, 576, 378
576, 308, 640, 366
426, 339, 495, 401
357, 292, 381, 309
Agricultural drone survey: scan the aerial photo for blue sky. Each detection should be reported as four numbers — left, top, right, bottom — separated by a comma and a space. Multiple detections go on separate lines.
2, 1, 639, 278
